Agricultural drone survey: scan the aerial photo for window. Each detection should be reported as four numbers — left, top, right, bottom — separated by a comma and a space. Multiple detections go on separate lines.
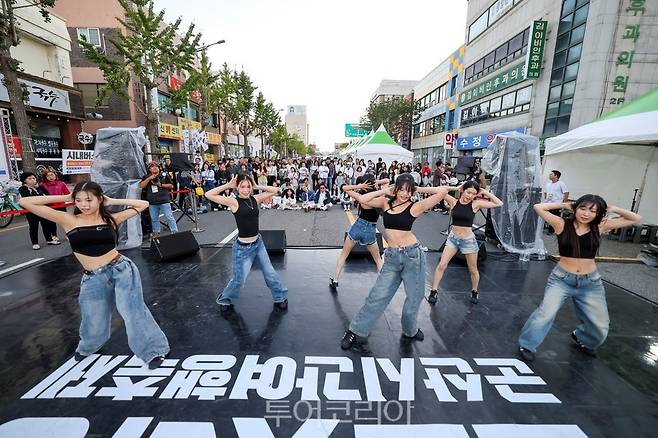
448, 109, 455, 130
573, 4, 589, 26
559, 99, 573, 116
473, 59, 484, 76
516, 86, 532, 104
567, 43, 582, 63
495, 43, 508, 64
450, 76, 457, 97
501, 93, 515, 109
77, 28, 101, 48
490, 97, 502, 112
561, 80, 576, 98
570, 24, 586, 44
484, 52, 496, 71
564, 62, 579, 81
438, 82, 448, 102
77, 83, 109, 107
468, 0, 521, 43
508, 33, 523, 54
468, 12, 488, 43
547, 102, 559, 117
464, 27, 529, 85
556, 33, 570, 52
460, 86, 532, 127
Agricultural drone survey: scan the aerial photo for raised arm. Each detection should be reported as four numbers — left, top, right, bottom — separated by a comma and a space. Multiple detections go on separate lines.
205, 174, 239, 210
107, 197, 149, 225
346, 185, 390, 209
139, 174, 155, 189
474, 188, 504, 210
600, 205, 641, 233
411, 186, 449, 216
19, 194, 75, 227
534, 202, 567, 234
253, 184, 280, 203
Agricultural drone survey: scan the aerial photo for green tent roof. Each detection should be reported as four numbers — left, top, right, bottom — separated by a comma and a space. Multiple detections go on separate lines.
364, 124, 398, 145
597, 87, 658, 122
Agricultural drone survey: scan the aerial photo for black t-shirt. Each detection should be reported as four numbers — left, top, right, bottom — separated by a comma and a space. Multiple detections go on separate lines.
215, 170, 231, 185
141, 173, 172, 205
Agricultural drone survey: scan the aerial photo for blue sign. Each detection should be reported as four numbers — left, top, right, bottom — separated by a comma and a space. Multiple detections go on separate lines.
456, 127, 525, 151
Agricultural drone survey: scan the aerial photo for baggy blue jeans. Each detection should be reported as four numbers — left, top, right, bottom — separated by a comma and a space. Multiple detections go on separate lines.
519, 264, 609, 353
349, 242, 426, 338
149, 203, 178, 233
217, 235, 288, 305
76, 256, 170, 364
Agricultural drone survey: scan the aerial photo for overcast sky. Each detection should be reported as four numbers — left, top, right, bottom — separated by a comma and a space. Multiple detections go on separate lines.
155, 0, 468, 152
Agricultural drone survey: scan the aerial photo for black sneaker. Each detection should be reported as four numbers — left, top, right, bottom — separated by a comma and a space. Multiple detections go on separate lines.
74, 352, 86, 361
470, 290, 479, 304
219, 303, 234, 312
148, 355, 166, 370
427, 290, 438, 304
518, 346, 535, 362
341, 330, 360, 350
402, 329, 425, 342
570, 331, 597, 357
329, 278, 339, 289
274, 299, 288, 310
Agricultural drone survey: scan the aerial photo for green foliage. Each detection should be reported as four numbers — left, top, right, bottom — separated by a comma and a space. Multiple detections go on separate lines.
362, 98, 420, 141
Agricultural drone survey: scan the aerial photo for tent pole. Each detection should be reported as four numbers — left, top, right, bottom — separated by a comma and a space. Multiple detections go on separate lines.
634, 145, 657, 214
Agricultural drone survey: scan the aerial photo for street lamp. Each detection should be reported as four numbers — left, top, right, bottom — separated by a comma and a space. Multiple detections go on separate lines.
196, 39, 226, 52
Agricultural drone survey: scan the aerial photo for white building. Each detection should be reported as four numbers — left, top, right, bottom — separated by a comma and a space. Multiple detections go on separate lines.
285, 105, 308, 145
370, 80, 418, 104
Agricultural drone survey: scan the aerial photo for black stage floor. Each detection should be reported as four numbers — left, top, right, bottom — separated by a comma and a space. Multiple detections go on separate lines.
0, 247, 656, 437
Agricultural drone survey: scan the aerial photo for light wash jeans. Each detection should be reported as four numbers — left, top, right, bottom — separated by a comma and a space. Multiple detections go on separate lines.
217, 235, 288, 305
76, 256, 170, 364
149, 203, 178, 233
519, 264, 609, 353
350, 242, 426, 338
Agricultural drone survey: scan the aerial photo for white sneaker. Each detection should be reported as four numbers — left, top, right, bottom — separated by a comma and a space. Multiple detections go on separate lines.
32, 244, 41, 250
47, 240, 61, 245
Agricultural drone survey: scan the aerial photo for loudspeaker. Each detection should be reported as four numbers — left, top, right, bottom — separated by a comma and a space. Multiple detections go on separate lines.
261, 230, 286, 254
345, 232, 384, 256
150, 231, 200, 261
170, 152, 194, 171
439, 232, 487, 265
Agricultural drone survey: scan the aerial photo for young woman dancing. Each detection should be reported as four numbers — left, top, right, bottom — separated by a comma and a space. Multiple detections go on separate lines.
517, 195, 640, 362
329, 174, 388, 290
19, 181, 170, 369
428, 181, 503, 305
206, 173, 289, 312
340, 174, 448, 349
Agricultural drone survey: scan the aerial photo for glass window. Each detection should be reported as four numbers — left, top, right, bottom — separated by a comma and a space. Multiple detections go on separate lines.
450, 76, 457, 97
556, 33, 570, 52
77, 28, 102, 47
570, 24, 585, 44
576, 0, 588, 7
574, 4, 589, 26
547, 102, 559, 117
439, 83, 447, 101
480, 101, 490, 115
465, 65, 474, 81
508, 33, 523, 53
551, 67, 564, 85
473, 59, 484, 75
562, 0, 576, 17
553, 50, 567, 68
543, 118, 557, 135
523, 28, 530, 47
549, 85, 562, 101
448, 109, 455, 130
564, 62, 579, 81
558, 13, 574, 35
495, 43, 508, 63
567, 43, 582, 63
502, 92, 515, 109
484, 52, 496, 69
430, 90, 437, 105
562, 80, 576, 98
490, 97, 502, 112
516, 86, 532, 104
557, 115, 571, 133
468, 12, 489, 42
559, 98, 573, 116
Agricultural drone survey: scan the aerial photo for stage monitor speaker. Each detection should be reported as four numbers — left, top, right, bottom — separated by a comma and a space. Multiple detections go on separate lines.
345, 232, 384, 256
261, 230, 286, 254
150, 231, 200, 262
439, 232, 487, 265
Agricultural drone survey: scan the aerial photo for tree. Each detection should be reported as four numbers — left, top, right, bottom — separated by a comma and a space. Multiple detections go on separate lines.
229, 69, 256, 157
0, 0, 57, 174
268, 123, 289, 157
362, 98, 420, 143
207, 63, 237, 158
178, 50, 218, 132
253, 92, 278, 157
79, 0, 201, 150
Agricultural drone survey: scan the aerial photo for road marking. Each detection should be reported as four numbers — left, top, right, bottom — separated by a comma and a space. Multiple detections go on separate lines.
0, 258, 45, 276
218, 228, 239, 245
345, 209, 388, 248
0, 223, 29, 233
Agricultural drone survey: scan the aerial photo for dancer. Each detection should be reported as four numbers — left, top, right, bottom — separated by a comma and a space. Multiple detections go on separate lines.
428, 181, 503, 305
19, 181, 170, 369
329, 174, 387, 289
518, 195, 640, 362
206, 173, 289, 312
340, 174, 448, 349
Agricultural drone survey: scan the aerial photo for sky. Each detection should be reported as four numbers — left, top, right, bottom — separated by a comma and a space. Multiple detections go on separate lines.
155, 0, 468, 152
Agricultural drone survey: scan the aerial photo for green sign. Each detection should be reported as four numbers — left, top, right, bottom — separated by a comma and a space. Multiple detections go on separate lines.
345, 123, 369, 137
525, 20, 548, 79
459, 62, 527, 105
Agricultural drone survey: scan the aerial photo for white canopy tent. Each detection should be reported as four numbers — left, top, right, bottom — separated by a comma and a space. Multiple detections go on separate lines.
543, 88, 658, 224
340, 124, 413, 164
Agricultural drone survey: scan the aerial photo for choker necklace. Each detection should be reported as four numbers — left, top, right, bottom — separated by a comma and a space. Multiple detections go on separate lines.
241, 196, 255, 209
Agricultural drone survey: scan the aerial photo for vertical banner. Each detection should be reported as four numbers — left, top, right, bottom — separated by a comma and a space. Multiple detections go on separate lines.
525, 20, 548, 79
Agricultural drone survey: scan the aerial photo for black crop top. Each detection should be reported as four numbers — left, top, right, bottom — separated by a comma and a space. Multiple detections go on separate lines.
383, 201, 416, 231
359, 207, 379, 223
451, 200, 475, 227
234, 196, 259, 238
557, 230, 599, 259
66, 224, 116, 257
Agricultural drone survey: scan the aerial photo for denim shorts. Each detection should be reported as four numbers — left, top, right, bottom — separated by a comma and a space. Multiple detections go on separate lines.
347, 217, 377, 246
445, 232, 479, 254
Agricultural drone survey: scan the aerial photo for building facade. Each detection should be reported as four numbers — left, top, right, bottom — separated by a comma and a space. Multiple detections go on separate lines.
285, 105, 308, 145
1, 0, 85, 179
456, 0, 658, 156
370, 80, 418, 104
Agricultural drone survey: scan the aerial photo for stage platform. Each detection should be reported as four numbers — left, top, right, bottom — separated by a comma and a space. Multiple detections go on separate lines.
0, 247, 656, 437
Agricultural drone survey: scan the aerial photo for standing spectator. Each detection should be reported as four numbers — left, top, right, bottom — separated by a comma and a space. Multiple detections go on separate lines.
140, 161, 178, 239
310, 159, 319, 190
544, 170, 570, 234
19, 172, 59, 249
318, 160, 330, 189
421, 161, 432, 186
266, 160, 277, 186
328, 159, 336, 192
344, 160, 354, 184
201, 162, 216, 206
39, 169, 69, 243
432, 161, 444, 187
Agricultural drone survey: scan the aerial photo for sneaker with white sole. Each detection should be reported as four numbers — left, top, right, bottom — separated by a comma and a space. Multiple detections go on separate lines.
32, 244, 41, 250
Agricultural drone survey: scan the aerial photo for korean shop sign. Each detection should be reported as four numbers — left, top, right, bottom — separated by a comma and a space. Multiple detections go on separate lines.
524, 20, 548, 79
0, 74, 71, 113
459, 63, 527, 106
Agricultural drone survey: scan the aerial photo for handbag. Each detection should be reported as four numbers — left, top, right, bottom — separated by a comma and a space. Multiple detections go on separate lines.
195, 186, 205, 196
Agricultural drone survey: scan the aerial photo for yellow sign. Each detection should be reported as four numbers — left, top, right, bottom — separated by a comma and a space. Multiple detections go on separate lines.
159, 123, 181, 140
178, 117, 202, 131
204, 153, 216, 162
207, 132, 221, 145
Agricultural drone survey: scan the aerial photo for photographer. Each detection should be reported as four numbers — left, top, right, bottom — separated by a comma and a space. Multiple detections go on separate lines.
140, 161, 178, 239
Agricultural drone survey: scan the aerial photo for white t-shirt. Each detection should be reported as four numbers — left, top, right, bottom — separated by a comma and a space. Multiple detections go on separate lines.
318, 165, 329, 179
545, 180, 568, 202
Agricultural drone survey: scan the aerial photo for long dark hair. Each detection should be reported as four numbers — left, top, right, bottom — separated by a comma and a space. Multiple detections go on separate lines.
388, 173, 416, 208
236, 172, 255, 189
355, 173, 377, 214
71, 182, 118, 231
560, 194, 607, 257
462, 180, 480, 193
